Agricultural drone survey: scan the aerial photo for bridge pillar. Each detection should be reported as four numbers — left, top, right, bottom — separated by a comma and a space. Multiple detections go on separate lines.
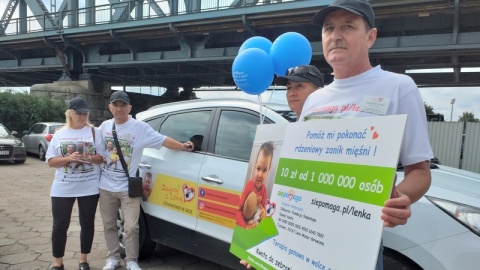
30, 80, 197, 126
30, 80, 111, 126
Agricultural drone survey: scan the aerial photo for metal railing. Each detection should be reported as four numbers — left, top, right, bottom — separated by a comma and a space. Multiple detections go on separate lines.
1, 0, 298, 36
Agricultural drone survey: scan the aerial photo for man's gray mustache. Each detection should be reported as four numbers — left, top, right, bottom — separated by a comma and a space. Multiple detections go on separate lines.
329, 46, 347, 51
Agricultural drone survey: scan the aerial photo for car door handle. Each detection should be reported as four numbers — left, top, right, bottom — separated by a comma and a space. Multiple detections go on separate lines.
201, 175, 223, 184
139, 163, 151, 169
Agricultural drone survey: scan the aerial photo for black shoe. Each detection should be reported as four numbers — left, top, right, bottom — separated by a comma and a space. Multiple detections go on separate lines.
51, 265, 64, 270
79, 262, 90, 270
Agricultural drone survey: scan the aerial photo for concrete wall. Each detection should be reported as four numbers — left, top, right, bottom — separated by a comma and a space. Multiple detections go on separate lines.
30, 80, 110, 126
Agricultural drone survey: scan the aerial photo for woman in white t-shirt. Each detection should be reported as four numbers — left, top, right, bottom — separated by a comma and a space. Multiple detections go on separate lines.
45, 97, 105, 270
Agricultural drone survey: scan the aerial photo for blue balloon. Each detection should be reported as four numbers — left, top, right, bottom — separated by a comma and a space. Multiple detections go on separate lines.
239, 36, 272, 54
232, 48, 274, 95
270, 32, 312, 76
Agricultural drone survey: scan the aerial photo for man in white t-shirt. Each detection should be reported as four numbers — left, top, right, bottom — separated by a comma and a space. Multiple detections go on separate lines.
240, 2, 433, 269
98, 91, 194, 270
303, 1, 433, 269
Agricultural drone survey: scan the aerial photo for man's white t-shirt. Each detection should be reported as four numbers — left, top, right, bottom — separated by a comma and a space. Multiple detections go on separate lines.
300, 66, 433, 166
98, 116, 167, 192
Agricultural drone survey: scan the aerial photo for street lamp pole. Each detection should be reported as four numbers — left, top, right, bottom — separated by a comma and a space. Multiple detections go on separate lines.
450, 98, 456, 122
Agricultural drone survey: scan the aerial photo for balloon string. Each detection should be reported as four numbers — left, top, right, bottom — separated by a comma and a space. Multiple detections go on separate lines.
268, 84, 276, 104
258, 94, 265, 124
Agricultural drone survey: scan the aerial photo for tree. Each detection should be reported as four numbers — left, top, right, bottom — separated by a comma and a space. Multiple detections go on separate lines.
424, 102, 434, 114
0, 90, 67, 133
423, 102, 444, 121
458, 111, 480, 122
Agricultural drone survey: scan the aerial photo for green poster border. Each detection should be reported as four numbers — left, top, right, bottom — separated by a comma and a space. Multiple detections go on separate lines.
230, 244, 276, 270
274, 158, 396, 206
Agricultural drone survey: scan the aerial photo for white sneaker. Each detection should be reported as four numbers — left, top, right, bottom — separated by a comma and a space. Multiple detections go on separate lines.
126, 261, 142, 270
102, 258, 120, 270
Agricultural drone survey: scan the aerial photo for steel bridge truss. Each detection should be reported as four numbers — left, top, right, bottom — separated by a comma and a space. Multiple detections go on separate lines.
1, 0, 480, 87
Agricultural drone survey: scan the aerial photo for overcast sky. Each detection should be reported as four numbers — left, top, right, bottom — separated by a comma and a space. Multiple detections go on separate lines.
419, 87, 480, 121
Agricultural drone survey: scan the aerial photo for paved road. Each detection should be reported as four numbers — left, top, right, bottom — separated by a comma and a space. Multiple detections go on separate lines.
0, 156, 235, 270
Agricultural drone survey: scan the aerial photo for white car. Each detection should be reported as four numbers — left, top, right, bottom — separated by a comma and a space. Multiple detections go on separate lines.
384, 165, 480, 270
126, 99, 480, 270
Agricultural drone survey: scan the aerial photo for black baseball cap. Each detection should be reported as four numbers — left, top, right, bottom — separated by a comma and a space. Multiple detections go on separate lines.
110, 91, 130, 104
68, 97, 90, 113
312, 0, 375, 28
273, 65, 324, 87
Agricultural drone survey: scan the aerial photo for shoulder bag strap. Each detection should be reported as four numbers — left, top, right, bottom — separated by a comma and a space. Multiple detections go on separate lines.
91, 126, 95, 143
112, 123, 130, 178
91, 126, 96, 154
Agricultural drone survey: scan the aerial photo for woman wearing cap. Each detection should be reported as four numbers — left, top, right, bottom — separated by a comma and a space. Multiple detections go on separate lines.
273, 65, 325, 120
45, 97, 105, 270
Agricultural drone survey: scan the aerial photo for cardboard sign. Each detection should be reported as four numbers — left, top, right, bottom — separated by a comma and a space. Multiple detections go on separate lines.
230, 115, 407, 270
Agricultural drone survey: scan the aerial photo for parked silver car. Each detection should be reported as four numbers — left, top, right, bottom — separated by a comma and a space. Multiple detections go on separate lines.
22, 122, 63, 160
0, 123, 26, 164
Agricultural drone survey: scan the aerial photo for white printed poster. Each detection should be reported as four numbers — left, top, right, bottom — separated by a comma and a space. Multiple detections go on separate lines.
230, 115, 407, 270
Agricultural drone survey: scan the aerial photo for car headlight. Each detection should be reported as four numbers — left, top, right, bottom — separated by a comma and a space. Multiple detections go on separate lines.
14, 140, 24, 147
426, 195, 480, 237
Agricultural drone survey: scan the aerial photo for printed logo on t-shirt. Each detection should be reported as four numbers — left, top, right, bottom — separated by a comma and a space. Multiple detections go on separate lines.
304, 102, 361, 121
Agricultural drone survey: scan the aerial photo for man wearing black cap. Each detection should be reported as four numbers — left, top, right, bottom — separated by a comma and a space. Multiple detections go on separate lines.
98, 91, 194, 270
273, 65, 324, 119
301, 0, 433, 269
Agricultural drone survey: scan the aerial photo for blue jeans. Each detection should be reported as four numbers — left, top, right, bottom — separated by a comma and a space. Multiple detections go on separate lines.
376, 241, 384, 270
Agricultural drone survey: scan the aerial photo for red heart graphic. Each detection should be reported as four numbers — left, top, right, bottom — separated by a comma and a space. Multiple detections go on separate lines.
265, 200, 276, 217
370, 126, 374, 131
182, 184, 195, 202
372, 131, 379, 139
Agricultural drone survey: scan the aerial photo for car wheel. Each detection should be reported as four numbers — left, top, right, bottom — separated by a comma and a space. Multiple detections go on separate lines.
138, 208, 156, 259
384, 248, 422, 270
117, 207, 156, 259
38, 145, 46, 161
117, 208, 127, 258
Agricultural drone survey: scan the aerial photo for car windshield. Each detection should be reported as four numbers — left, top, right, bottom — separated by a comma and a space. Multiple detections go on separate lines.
0, 126, 10, 136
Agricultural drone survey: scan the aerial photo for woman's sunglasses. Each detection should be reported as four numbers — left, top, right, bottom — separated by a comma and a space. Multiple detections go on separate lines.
286, 66, 319, 78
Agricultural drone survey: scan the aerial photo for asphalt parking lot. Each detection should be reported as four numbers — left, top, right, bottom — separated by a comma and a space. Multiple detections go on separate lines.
0, 156, 235, 270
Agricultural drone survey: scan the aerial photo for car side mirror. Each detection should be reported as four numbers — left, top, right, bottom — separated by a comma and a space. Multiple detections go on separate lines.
11, 131, 18, 136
